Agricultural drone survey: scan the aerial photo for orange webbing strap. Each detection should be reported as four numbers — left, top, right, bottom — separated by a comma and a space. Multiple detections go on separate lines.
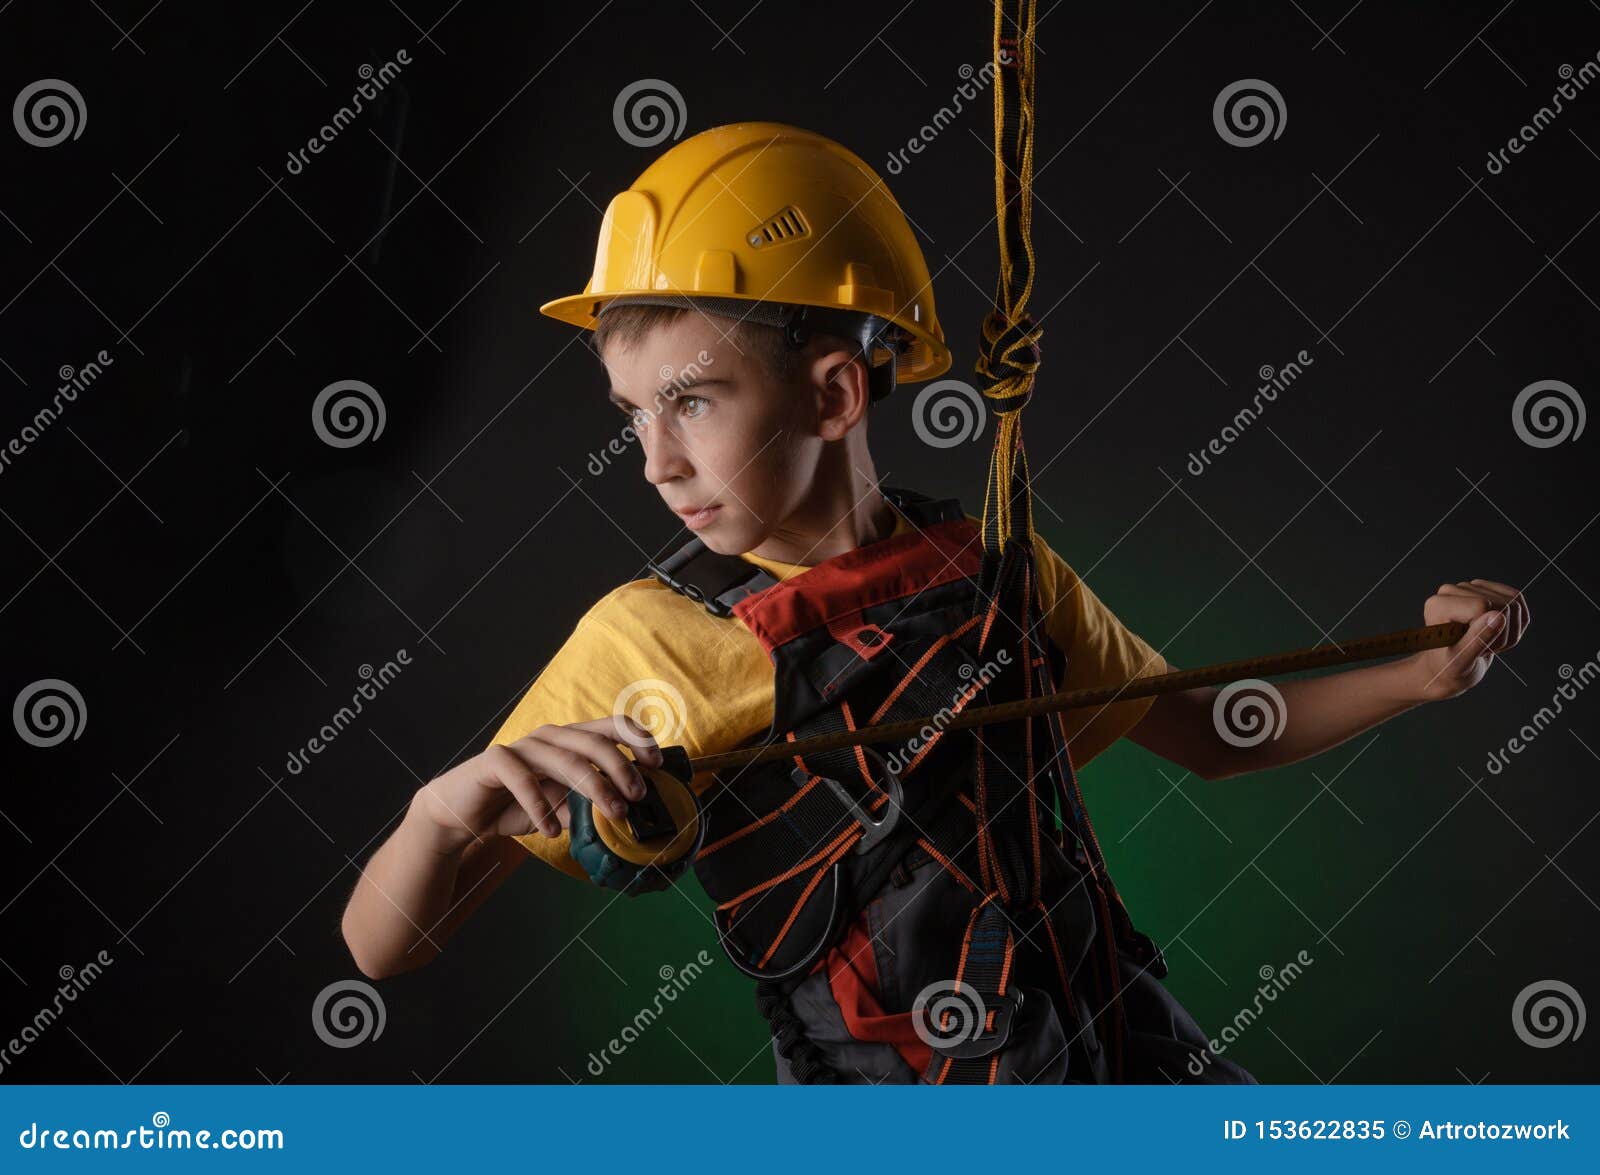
922, 897, 1018, 1085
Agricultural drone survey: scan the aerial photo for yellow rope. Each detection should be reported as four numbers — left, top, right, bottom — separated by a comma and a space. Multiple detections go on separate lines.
975, 0, 1044, 553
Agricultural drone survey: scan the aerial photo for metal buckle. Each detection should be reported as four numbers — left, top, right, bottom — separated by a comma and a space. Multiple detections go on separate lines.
931, 989, 1025, 1060
791, 745, 903, 854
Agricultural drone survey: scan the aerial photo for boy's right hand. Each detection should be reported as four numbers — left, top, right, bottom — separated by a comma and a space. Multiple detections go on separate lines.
411, 717, 664, 854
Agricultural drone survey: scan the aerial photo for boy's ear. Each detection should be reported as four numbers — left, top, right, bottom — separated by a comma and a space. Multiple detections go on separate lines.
810, 347, 871, 441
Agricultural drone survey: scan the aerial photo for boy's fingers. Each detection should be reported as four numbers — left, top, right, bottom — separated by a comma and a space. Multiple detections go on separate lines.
486, 745, 561, 837
521, 727, 637, 818
556, 725, 650, 806
1469, 577, 1520, 599
1451, 610, 1503, 660
501, 767, 562, 838
539, 782, 573, 829
575, 714, 664, 765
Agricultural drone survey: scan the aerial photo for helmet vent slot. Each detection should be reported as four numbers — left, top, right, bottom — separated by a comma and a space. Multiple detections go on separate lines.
747, 206, 811, 249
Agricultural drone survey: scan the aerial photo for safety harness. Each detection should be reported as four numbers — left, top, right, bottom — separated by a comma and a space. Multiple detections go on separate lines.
647, 484, 1190, 1083
638, 0, 1177, 1083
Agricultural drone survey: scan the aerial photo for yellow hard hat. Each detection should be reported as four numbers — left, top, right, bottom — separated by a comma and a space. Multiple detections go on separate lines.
539, 121, 952, 394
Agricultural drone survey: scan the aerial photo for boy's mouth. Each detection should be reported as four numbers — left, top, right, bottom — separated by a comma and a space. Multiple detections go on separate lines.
674, 503, 721, 530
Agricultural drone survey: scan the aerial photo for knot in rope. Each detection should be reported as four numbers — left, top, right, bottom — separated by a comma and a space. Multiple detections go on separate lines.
975, 309, 1042, 416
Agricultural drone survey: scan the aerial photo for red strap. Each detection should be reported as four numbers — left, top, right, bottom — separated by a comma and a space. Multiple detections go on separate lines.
733, 518, 980, 655
818, 912, 931, 1076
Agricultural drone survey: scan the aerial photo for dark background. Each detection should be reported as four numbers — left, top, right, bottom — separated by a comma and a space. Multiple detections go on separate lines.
1, 0, 1596, 1084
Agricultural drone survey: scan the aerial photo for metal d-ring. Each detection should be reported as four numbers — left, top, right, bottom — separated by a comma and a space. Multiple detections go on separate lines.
719, 748, 906, 982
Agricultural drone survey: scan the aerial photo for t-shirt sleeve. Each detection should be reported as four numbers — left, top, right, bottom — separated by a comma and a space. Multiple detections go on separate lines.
486, 588, 643, 884
1030, 529, 1168, 767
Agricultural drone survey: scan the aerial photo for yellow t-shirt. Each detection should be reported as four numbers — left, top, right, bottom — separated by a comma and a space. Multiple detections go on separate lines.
490, 511, 1168, 882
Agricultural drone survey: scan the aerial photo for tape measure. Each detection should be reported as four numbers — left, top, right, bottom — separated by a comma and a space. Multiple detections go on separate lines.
565, 620, 1468, 893
566, 746, 704, 893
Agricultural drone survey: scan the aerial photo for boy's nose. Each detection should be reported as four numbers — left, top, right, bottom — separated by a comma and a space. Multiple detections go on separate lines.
642, 426, 691, 486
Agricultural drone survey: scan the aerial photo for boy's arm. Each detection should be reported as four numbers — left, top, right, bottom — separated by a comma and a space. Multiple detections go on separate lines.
343, 720, 658, 979
1125, 659, 1425, 781
342, 584, 684, 978
342, 797, 529, 980
1126, 579, 1529, 781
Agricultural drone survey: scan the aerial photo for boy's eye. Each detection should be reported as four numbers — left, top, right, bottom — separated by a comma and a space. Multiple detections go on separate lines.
616, 393, 709, 430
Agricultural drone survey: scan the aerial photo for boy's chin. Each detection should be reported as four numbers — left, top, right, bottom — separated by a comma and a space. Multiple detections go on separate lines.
695, 519, 761, 556
698, 528, 748, 556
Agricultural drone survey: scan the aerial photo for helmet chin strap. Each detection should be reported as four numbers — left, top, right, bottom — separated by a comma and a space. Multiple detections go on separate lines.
777, 303, 908, 403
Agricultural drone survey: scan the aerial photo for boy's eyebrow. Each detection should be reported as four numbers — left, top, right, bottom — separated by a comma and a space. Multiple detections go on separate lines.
607, 375, 731, 408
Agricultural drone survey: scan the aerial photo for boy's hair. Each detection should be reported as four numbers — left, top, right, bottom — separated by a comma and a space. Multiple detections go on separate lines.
592, 302, 859, 391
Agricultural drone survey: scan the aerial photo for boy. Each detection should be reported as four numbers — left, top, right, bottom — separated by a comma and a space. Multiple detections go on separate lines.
340, 122, 1528, 1083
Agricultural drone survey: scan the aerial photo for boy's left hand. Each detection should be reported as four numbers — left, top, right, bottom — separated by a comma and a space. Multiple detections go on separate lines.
1412, 578, 1530, 701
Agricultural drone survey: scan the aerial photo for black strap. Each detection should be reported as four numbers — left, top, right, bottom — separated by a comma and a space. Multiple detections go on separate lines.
647, 537, 778, 618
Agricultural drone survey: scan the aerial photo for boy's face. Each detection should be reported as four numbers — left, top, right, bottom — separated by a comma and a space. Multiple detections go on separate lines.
602, 311, 862, 557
